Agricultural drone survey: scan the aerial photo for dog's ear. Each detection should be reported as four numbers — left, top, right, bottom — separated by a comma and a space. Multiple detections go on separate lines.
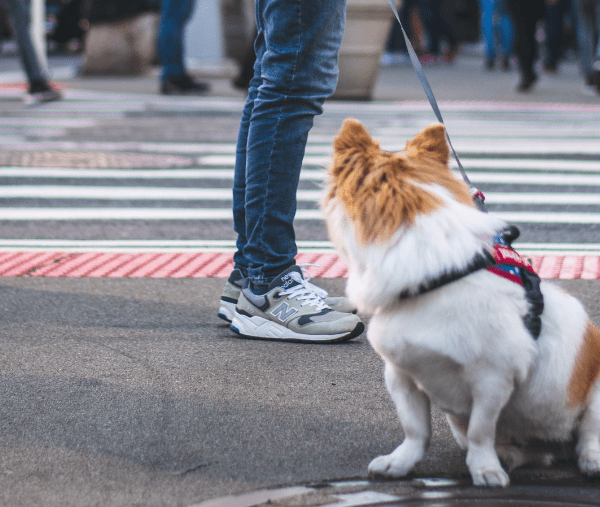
334, 118, 379, 153
406, 123, 449, 164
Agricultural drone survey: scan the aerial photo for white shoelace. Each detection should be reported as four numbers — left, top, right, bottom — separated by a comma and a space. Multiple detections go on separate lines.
280, 272, 330, 312
298, 264, 329, 300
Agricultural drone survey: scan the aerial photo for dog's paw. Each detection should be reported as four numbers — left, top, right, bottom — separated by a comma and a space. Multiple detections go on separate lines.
471, 466, 510, 488
368, 454, 414, 478
578, 449, 600, 476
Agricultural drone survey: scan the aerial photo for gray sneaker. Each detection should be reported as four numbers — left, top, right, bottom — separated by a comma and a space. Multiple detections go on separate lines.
230, 266, 364, 343
218, 266, 357, 323
217, 268, 245, 322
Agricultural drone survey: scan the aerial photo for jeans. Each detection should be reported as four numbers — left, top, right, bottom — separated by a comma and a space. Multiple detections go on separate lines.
3, 0, 46, 85
158, 0, 195, 82
233, 0, 346, 293
574, 0, 600, 80
479, 0, 513, 60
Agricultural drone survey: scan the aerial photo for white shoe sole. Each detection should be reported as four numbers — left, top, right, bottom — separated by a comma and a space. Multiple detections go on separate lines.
230, 312, 363, 343
217, 299, 236, 323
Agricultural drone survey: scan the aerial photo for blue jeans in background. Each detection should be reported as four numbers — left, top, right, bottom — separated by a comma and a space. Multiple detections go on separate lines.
232, 0, 346, 293
479, 0, 513, 61
158, 0, 195, 82
3, 0, 47, 85
574, 0, 600, 81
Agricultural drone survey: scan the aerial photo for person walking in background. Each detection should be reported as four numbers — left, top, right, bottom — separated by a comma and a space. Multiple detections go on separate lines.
505, 0, 545, 91
158, 0, 209, 95
543, 0, 570, 73
416, 0, 459, 63
479, 0, 514, 70
1, 0, 62, 104
218, 0, 363, 343
573, 0, 600, 94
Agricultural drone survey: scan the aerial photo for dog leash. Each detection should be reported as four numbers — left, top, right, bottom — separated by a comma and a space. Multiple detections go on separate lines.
386, 0, 486, 212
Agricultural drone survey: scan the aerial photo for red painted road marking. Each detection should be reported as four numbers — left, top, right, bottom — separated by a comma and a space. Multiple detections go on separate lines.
0, 252, 598, 279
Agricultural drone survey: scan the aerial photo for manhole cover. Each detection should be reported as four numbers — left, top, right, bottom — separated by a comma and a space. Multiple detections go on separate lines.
192, 480, 600, 507
0, 151, 194, 168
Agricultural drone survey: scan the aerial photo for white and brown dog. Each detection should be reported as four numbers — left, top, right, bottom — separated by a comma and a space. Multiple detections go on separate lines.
322, 118, 600, 487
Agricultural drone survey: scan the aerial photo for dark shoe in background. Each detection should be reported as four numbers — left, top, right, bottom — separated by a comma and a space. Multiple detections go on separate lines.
517, 72, 537, 92
25, 80, 62, 105
161, 74, 210, 95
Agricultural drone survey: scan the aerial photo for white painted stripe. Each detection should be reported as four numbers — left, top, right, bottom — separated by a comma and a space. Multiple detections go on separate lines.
0, 208, 599, 223
451, 159, 600, 172
0, 186, 235, 200
468, 173, 600, 185
0, 167, 327, 180
0, 167, 598, 187
0, 118, 97, 127
1, 186, 599, 205
199, 151, 600, 168
483, 193, 600, 205
0, 238, 596, 255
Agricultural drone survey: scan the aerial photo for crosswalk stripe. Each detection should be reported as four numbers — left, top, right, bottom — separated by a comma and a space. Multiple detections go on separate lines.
0, 239, 597, 255
0, 208, 599, 224
0, 186, 599, 205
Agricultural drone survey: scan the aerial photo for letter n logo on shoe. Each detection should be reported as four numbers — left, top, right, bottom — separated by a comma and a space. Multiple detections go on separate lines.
271, 302, 298, 322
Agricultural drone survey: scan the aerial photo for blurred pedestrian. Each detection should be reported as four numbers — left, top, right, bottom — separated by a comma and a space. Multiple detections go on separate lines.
573, 0, 600, 93
416, 0, 459, 63
479, 0, 514, 70
544, 0, 570, 73
158, 0, 209, 95
505, 0, 545, 91
218, 0, 363, 343
1, 0, 62, 104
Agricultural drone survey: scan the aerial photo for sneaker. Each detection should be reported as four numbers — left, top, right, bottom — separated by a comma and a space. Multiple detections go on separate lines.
24, 80, 62, 105
161, 74, 210, 95
230, 266, 364, 343
217, 268, 245, 323
592, 61, 600, 95
217, 266, 357, 323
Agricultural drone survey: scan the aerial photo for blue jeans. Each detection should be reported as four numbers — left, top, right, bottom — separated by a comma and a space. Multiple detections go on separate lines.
479, 0, 513, 60
232, 0, 346, 292
574, 0, 600, 80
3, 0, 47, 85
158, 0, 195, 82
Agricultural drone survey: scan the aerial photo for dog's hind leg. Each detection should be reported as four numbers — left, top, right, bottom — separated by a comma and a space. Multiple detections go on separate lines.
465, 374, 514, 487
368, 362, 431, 478
577, 381, 600, 476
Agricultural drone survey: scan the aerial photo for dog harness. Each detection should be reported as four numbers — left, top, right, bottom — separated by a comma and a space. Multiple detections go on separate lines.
487, 226, 544, 339
398, 225, 544, 339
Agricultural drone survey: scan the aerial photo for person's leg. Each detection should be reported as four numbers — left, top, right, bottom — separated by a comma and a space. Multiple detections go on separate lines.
479, 0, 497, 63
158, 0, 194, 82
3, 0, 47, 84
574, 0, 594, 81
497, 0, 514, 59
505, 0, 539, 89
237, 0, 346, 294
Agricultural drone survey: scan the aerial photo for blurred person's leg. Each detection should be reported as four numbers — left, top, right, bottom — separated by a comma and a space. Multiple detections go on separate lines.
497, 0, 514, 68
158, 0, 208, 94
479, 0, 496, 68
3, 0, 62, 103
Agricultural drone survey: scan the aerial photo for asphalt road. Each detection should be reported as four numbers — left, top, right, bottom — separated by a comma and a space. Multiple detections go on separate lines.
0, 50, 599, 506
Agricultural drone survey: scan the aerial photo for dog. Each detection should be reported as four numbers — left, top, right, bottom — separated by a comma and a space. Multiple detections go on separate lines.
321, 118, 600, 487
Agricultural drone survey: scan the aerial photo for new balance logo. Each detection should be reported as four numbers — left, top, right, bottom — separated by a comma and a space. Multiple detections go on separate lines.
271, 302, 298, 322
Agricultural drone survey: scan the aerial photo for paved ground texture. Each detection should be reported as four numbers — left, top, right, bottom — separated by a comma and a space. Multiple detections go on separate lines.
0, 47, 599, 507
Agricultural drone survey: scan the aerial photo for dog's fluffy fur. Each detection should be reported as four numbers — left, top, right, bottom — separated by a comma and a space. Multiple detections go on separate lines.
322, 119, 600, 487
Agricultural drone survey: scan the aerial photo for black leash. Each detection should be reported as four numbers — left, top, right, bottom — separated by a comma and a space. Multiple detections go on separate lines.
386, 0, 487, 212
